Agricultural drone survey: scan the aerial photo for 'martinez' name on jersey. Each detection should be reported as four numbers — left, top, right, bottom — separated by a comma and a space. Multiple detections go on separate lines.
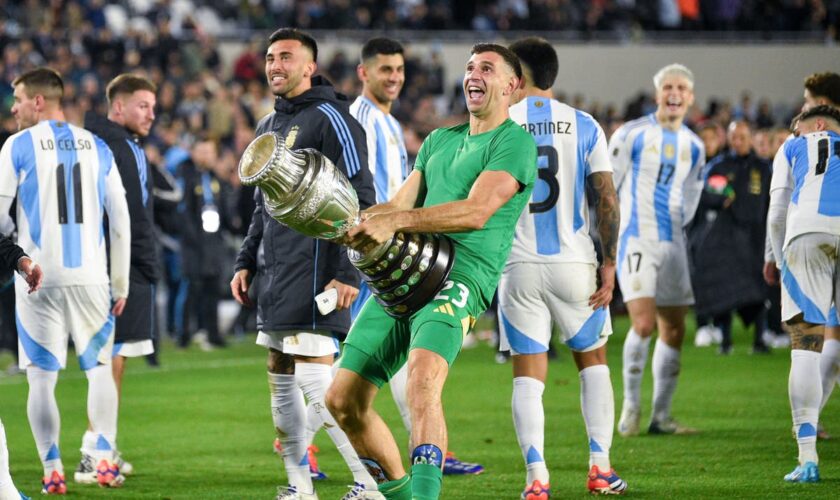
0, 120, 129, 292
772, 130, 840, 247
507, 96, 611, 264
609, 114, 705, 245
350, 96, 408, 203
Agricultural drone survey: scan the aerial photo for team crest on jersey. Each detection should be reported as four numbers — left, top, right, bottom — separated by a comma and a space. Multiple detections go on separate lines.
534, 100, 544, 108
285, 126, 299, 148
664, 143, 676, 160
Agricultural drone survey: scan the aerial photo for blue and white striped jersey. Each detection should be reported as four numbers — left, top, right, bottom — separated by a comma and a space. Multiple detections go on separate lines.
507, 96, 611, 264
349, 96, 408, 203
609, 114, 705, 244
771, 130, 840, 247
0, 120, 130, 296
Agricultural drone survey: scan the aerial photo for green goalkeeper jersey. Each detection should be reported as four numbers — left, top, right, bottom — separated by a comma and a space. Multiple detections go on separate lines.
414, 118, 536, 309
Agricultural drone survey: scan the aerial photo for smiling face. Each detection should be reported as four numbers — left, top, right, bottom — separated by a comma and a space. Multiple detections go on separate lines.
655, 73, 694, 124
265, 39, 315, 99
463, 50, 517, 119
360, 53, 405, 107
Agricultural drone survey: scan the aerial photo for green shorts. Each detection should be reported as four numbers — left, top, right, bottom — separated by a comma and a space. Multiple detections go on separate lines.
341, 273, 482, 388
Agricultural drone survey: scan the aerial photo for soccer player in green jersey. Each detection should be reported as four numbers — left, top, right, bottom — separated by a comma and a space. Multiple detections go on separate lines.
326, 44, 536, 500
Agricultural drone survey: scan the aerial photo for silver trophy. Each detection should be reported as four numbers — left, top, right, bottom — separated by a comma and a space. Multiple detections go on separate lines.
239, 132, 454, 318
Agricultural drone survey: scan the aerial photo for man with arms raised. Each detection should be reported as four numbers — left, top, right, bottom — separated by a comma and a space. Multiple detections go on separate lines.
500, 37, 625, 498
767, 105, 840, 482
75, 74, 159, 482
610, 64, 705, 436
229, 28, 380, 500
326, 44, 536, 500
0, 68, 130, 493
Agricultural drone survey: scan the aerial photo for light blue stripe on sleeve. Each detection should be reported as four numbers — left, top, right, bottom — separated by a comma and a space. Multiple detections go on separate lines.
574, 110, 598, 232
49, 121, 82, 268
654, 129, 677, 241
789, 138, 806, 205
95, 137, 112, 243
526, 97, 560, 255
127, 140, 149, 206
373, 121, 389, 203
11, 130, 41, 248
317, 103, 361, 177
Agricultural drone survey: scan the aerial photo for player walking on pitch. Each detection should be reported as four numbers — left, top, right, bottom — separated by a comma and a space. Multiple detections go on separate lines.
0, 68, 130, 494
611, 64, 705, 437
500, 37, 626, 498
767, 105, 840, 483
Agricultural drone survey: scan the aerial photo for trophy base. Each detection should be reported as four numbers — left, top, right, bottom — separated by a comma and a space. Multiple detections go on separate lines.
349, 233, 455, 318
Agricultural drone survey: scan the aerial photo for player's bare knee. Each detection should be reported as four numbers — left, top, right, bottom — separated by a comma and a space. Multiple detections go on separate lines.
632, 318, 656, 337
267, 349, 295, 374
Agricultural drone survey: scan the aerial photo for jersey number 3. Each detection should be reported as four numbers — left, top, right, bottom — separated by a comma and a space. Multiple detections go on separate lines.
57, 162, 83, 224
529, 145, 560, 213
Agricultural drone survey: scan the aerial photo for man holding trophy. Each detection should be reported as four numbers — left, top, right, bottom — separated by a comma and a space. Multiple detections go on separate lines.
326, 44, 537, 500
230, 28, 380, 500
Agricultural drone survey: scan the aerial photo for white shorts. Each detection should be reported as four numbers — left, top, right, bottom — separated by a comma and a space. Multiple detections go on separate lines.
113, 340, 155, 358
781, 233, 840, 324
617, 236, 694, 306
256, 330, 340, 357
498, 262, 612, 354
16, 283, 114, 371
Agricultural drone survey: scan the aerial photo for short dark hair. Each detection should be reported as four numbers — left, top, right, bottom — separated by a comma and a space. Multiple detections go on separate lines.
268, 28, 318, 63
798, 104, 840, 125
470, 43, 522, 80
508, 37, 558, 90
106, 74, 157, 106
361, 37, 404, 63
805, 72, 840, 107
12, 67, 64, 101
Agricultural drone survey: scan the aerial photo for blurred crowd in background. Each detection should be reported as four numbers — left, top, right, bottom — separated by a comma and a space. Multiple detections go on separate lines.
0, 0, 828, 357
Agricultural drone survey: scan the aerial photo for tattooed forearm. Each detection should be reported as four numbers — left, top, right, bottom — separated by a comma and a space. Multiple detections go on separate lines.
784, 320, 824, 352
589, 172, 620, 265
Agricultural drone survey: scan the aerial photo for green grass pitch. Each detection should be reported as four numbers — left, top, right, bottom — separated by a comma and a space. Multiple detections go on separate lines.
0, 316, 838, 498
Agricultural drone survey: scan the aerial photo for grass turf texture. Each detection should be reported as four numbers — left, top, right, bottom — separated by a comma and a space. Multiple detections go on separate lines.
0, 316, 838, 499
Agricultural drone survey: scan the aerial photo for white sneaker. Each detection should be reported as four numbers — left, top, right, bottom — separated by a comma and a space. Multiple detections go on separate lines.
709, 326, 723, 345
115, 451, 133, 475
74, 453, 97, 484
617, 404, 641, 437
193, 330, 214, 352
275, 485, 318, 500
341, 482, 385, 500
694, 326, 713, 347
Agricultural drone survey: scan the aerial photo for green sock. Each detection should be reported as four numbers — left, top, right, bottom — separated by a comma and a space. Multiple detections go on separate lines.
410, 463, 443, 500
379, 475, 412, 500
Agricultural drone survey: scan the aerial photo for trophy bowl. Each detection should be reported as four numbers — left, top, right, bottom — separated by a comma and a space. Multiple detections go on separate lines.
238, 131, 455, 318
